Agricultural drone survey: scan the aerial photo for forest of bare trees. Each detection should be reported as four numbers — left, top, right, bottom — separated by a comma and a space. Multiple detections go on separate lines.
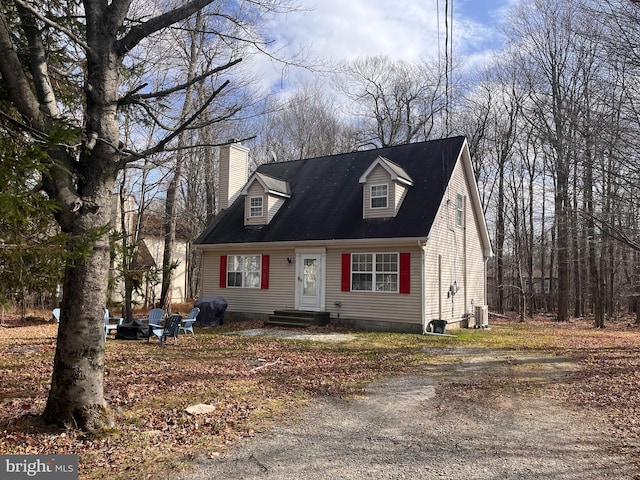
1, 0, 640, 429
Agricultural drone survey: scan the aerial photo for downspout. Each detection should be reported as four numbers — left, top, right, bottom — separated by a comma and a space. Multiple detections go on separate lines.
420, 239, 428, 334
463, 195, 468, 317
484, 256, 489, 307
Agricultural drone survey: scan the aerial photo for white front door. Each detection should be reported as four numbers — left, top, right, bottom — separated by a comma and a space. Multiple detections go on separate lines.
295, 253, 325, 311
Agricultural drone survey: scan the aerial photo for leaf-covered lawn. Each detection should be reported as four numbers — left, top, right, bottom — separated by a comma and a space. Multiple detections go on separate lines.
1, 315, 639, 479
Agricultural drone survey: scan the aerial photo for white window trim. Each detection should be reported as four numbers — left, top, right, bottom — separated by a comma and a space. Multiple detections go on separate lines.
227, 254, 262, 288
249, 195, 264, 218
351, 252, 399, 293
370, 184, 389, 209
455, 193, 464, 227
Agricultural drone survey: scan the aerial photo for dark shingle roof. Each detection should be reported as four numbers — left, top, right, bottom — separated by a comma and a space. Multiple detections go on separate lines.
196, 136, 466, 245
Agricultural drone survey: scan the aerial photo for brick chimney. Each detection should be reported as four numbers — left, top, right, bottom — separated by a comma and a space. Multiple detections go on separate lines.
218, 141, 249, 211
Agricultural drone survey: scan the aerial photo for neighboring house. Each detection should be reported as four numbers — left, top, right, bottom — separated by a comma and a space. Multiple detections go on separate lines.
135, 215, 191, 305
110, 197, 191, 307
194, 137, 493, 333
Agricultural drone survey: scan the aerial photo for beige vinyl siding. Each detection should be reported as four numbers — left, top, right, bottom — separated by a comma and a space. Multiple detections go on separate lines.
394, 183, 408, 216
201, 248, 296, 314
111, 235, 189, 304
325, 245, 423, 326
465, 193, 488, 310
219, 144, 248, 210
363, 165, 395, 218
424, 158, 487, 326
267, 195, 285, 223
200, 242, 424, 325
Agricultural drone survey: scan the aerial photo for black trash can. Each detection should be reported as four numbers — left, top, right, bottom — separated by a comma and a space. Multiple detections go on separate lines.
427, 319, 448, 334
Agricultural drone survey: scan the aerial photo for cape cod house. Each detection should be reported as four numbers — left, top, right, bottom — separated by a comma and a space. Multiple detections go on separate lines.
194, 137, 492, 333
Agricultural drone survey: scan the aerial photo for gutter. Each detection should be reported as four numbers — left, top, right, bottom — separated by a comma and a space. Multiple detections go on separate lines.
193, 236, 431, 251
420, 239, 428, 334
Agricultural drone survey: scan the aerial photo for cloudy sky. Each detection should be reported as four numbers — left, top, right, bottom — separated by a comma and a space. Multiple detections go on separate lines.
257, 0, 516, 91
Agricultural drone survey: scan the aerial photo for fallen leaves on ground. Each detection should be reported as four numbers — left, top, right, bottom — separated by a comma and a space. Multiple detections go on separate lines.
1, 314, 639, 478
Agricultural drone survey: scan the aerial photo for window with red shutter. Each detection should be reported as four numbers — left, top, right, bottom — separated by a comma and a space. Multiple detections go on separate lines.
341, 253, 351, 291
219, 255, 227, 289
261, 255, 269, 289
399, 252, 410, 294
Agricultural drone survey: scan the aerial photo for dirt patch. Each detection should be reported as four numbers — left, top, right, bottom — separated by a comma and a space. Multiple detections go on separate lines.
175, 349, 637, 480
228, 328, 358, 343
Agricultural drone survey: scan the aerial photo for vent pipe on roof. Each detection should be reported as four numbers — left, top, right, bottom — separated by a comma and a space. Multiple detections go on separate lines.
218, 141, 249, 211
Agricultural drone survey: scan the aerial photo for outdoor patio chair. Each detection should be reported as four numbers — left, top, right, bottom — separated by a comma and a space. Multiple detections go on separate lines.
150, 314, 182, 346
179, 307, 200, 336
104, 309, 123, 342
140, 308, 164, 328
52, 308, 60, 323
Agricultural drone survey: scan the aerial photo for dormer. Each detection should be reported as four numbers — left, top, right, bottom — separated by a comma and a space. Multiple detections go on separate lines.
241, 172, 291, 226
359, 156, 413, 219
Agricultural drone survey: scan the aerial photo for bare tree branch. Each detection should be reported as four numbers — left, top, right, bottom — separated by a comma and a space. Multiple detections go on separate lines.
118, 58, 242, 105
116, 0, 217, 56
13, 0, 90, 52
120, 80, 232, 163
0, 10, 42, 126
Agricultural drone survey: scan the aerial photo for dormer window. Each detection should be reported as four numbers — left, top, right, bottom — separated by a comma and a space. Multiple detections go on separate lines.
370, 184, 388, 209
241, 172, 291, 226
359, 156, 413, 219
249, 196, 263, 217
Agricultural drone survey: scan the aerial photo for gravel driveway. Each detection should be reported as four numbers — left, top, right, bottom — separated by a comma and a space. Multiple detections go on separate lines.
175, 348, 636, 480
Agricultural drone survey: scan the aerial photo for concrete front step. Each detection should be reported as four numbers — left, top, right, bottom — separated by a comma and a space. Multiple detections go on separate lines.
266, 310, 330, 328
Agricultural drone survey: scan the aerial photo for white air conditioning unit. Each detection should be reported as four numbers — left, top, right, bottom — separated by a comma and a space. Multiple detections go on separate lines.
474, 305, 488, 328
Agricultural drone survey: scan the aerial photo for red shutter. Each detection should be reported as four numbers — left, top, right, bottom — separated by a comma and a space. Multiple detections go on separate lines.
399, 252, 410, 294
341, 253, 351, 292
261, 255, 270, 289
219, 255, 227, 289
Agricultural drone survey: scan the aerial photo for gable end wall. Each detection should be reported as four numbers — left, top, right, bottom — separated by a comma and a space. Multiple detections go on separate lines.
423, 157, 487, 327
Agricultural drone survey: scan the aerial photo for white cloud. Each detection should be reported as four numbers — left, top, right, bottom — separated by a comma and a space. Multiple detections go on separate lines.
270, 0, 441, 63
247, 0, 510, 95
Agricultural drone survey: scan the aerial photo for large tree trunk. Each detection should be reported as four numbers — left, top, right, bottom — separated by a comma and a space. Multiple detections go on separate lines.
43, 197, 114, 429
40, 3, 122, 428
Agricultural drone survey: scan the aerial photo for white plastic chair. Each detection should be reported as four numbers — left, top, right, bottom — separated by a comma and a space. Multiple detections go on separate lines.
104, 308, 123, 342
179, 307, 200, 336
142, 308, 165, 327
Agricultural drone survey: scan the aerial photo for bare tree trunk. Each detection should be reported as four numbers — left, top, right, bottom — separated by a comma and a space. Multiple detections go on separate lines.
496, 161, 506, 315
556, 161, 571, 322
44, 181, 115, 430
159, 12, 204, 312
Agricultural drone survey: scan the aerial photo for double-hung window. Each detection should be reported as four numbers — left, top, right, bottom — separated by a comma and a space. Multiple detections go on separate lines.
351, 253, 398, 292
227, 255, 261, 288
249, 196, 263, 217
370, 184, 388, 209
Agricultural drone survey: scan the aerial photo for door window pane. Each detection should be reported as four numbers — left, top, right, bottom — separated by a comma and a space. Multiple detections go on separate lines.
303, 258, 317, 296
